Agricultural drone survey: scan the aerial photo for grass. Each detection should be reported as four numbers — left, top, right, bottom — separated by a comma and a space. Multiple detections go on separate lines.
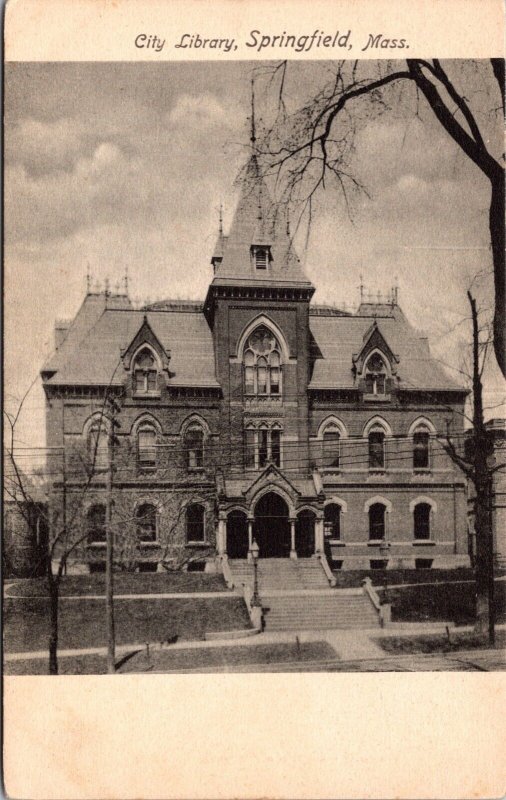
376, 630, 506, 656
332, 568, 477, 588
382, 580, 506, 625
4, 596, 251, 653
4, 640, 337, 675
5, 572, 227, 597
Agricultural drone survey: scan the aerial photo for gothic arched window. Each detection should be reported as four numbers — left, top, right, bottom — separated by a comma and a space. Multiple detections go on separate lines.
323, 425, 341, 468
185, 425, 205, 470
365, 353, 387, 395
414, 503, 431, 540
413, 427, 431, 470
87, 422, 108, 471
87, 504, 106, 544
135, 503, 157, 543
243, 326, 282, 396
369, 503, 386, 540
138, 426, 157, 471
133, 348, 159, 395
368, 425, 386, 470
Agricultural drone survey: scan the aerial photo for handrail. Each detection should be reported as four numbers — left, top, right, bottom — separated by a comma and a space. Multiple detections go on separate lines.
362, 577, 381, 610
318, 553, 337, 586
221, 558, 235, 589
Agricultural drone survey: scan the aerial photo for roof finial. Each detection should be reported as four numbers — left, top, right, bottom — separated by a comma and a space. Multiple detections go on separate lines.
104, 277, 110, 297
124, 264, 129, 296
86, 263, 91, 294
286, 207, 291, 237
359, 274, 364, 302
219, 202, 224, 236
250, 77, 256, 147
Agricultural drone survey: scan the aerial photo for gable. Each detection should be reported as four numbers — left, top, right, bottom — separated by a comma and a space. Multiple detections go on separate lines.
121, 315, 171, 373
352, 322, 399, 376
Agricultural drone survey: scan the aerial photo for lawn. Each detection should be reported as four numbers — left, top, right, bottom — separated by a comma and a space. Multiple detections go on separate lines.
382, 579, 506, 625
332, 568, 476, 588
3, 596, 251, 653
376, 630, 506, 656
4, 640, 337, 675
5, 572, 227, 597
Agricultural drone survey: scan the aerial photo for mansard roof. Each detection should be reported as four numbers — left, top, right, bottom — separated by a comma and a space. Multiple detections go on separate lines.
42, 295, 219, 388
309, 306, 464, 392
210, 159, 313, 290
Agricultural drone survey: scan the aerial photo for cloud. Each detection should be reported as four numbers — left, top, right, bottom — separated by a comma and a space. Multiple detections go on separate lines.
166, 92, 230, 129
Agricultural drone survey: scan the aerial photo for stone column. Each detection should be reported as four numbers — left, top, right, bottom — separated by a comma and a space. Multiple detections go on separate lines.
217, 514, 227, 557
290, 518, 297, 559
315, 516, 324, 555
247, 518, 254, 561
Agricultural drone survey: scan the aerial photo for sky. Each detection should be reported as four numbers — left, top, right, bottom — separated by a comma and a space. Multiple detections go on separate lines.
4, 60, 505, 456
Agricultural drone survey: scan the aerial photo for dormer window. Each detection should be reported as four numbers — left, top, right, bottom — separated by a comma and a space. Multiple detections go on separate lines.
364, 353, 387, 396
251, 245, 270, 271
133, 348, 159, 395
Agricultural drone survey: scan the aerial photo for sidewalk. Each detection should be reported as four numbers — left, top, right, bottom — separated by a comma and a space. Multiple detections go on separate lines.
6, 622, 506, 663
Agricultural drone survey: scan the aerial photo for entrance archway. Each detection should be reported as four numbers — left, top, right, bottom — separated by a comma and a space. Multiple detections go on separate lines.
253, 492, 290, 558
227, 510, 249, 559
296, 510, 316, 557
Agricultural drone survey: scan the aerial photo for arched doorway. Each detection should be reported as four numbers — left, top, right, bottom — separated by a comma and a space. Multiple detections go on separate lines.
296, 510, 316, 557
254, 493, 290, 558
227, 510, 249, 559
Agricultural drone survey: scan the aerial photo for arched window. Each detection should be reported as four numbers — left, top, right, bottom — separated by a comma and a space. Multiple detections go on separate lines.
413, 427, 430, 470
87, 504, 106, 544
133, 348, 158, 395
368, 426, 386, 470
185, 425, 204, 470
365, 353, 387, 395
186, 504, 205, 543
369, 503, 386, 540
87, 422, 108, 471
324, 504, 342, 540
243, 326, 282, 396
135, 503, 157, 542
414, 503, 431, 540
258, 425, 269, 467
138, 426, 157, 470
323, 426, 341, 468
271, 426, 282, 467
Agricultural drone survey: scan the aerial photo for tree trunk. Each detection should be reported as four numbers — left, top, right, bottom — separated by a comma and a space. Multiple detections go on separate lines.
47, 571, 59, 675
473, 490, 490, 639
489, 173, 505, 376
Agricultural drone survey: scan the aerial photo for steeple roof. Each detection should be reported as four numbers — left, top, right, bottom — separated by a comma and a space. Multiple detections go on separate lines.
210, 158, 313, 289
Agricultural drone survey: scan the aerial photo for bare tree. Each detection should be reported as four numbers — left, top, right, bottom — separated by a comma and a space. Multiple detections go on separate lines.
256, 59, 505, 376
4, 382, 121, 674
442, 291, 504, 644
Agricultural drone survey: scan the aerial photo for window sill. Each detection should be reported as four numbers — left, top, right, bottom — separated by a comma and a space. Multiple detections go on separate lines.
413, 469, 431, 475
186, 541, 211, 548
133, 392, 161, 399
188, 467, 205, 473
413, 540, 435, 546
139, 541, 160, 548
329, 540, 345, 546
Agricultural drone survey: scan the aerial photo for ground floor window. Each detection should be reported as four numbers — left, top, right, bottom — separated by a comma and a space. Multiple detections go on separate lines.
414, 503, 431, 540
370, 559, 388, 570
135, 503, 157, 542
186, 504, 205, 543
87, 504, 106, 544
369, 503, 386, 540
324, 503, 341, 539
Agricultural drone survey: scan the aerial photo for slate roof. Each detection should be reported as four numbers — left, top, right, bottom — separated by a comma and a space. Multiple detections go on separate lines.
211, 158, 313, 289
309, 307, 463, 391
43, 301, 219, 388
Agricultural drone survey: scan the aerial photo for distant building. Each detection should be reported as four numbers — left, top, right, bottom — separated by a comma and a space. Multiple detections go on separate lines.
41, 158, 470, 573
467, 419, 506, 568
3, 469, 48, 577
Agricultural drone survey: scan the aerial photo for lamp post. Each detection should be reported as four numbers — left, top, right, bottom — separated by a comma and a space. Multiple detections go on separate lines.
251, 538, 260, 606
379, 540, 390, 604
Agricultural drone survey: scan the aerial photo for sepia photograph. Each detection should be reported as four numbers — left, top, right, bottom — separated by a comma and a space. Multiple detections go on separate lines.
4, 57, 505, 679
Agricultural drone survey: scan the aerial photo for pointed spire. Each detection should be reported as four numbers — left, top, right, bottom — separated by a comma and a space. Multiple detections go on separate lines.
219, 202, 224, 236
250, 77, 256, 147
124, 265, 129, 296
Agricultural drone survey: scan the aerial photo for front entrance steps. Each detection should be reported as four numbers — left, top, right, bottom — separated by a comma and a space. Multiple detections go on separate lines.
227, 557, 329, 592
261, 592, 379, 631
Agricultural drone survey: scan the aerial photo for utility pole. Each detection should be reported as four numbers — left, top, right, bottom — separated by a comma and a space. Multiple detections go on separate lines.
105, 393, 122, 674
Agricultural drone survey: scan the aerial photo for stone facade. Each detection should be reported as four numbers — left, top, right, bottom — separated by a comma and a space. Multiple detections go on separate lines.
41, 160, 470, 572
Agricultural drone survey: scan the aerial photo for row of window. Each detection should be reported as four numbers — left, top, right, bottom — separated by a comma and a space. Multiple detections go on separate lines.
86, 502, 206, 545
321, 424, 431, 471
87, 499, 434, 546
323, 501, 433, 541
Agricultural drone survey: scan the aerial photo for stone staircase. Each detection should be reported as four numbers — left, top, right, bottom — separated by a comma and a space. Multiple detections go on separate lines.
261, 592, 379, 631
228, 557, 329, 591
227, 558, 380, 630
